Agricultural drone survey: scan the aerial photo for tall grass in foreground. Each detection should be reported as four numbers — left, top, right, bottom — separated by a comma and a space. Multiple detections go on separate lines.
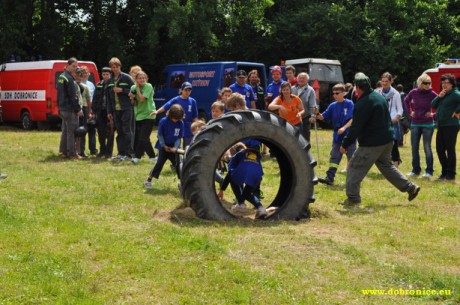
0, 125, 459, 305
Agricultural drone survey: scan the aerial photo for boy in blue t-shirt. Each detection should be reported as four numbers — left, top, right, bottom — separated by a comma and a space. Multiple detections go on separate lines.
217, 146, 268, 219
151, 82, 198, 147
316, 84, 356, 185
144, 104, 185, 189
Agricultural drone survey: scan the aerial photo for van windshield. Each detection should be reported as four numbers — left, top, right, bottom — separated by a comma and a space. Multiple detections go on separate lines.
309, 64, 344, 83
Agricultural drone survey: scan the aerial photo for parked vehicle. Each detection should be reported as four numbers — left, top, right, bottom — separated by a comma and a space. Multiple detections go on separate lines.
269, 58, 344, 128
424, 58, 460, 94
154, 61, 267, 120
283, 58, 344, 111
0, 60, 99, 129
0, 85, 3, 125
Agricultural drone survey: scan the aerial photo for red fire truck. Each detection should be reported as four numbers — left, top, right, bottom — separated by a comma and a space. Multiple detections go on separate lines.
0, 60, 99, 129
424, 58, 460, 94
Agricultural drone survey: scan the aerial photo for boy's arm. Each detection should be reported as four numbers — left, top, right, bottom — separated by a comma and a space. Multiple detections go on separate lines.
338, 119, 352, 135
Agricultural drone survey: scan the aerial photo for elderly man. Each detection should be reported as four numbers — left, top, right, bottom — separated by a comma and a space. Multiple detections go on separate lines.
229, 70, 256, 109
57, 57, 83, 159
339, 72, 420, 206
292, 72, 316, 142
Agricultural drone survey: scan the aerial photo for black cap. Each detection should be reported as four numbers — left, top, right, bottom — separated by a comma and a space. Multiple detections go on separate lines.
236, 70, 247, 78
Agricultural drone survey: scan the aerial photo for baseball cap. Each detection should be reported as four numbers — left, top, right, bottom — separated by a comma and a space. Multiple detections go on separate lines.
236, 70, 247, 78
101, 67, 111, 73
181, 82, 193, 90
271, 65, 282, 74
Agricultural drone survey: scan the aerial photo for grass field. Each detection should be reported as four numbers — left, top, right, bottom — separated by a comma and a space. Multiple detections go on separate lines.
0, 124, 459, 305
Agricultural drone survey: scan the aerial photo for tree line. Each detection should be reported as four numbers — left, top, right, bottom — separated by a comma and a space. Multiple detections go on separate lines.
1, 0, 459, 89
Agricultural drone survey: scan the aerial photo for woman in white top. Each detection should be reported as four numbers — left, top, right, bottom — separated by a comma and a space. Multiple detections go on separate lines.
376, 72, 403, 167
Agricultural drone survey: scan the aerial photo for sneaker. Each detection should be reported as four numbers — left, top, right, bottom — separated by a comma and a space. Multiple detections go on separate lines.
143, 180, 153, 189
318, 177, 333, 185
0, 174, 7, 179
338, 198, 361, 206
407, 185, 420, 201
149, 157, 158, 163
231, 203, 248, 213
407, 172, 419, 177
112, 155, 123, 161
255, 206, 268, 219
421, 173, 432, 178
131, 158, 140, 164
437, 175, 446, 181
69, 154, 83, 160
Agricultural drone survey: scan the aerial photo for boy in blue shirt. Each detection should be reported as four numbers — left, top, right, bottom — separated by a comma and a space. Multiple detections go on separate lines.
217, 146, 268, 219
229, 70, 256, 109
152, 82, 198, 147
316, 84, 356, 185
144, 104, 185, 189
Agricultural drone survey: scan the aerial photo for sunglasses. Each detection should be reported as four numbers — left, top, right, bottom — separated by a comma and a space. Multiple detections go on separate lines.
332, 92, 343, 95
422, 82, 431, 85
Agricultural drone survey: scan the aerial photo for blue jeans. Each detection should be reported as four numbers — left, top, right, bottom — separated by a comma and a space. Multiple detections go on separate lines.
230, 181, 262, 208
410, 125, 434, 175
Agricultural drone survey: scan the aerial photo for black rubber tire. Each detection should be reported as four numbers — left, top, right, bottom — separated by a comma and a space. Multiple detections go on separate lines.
21, 111, 35, 130
181, 110, 316, 220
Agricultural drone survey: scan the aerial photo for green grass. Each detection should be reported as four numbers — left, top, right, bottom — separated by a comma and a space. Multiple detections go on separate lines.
0, 125, 459, 304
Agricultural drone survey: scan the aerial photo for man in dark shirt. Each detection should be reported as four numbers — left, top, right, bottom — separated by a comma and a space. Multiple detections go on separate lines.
339, 73, 420, 206
57, 57, 83, 158
93, 67, 114, 158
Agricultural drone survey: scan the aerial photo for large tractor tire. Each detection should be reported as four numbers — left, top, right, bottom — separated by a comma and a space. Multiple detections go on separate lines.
181, 110, 317, 220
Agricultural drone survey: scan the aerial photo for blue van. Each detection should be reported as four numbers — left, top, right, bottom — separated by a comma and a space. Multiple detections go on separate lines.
154, 61, 267, 120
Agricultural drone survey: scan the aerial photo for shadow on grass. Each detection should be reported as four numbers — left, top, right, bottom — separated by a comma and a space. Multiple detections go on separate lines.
41, 153, 113, 164
335, 202, 418, 216
165, 202, 320, 228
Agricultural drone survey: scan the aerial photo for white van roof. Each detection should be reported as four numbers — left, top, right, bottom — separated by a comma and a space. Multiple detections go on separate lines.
0, 60, 96, 71
284, 58, 341, 66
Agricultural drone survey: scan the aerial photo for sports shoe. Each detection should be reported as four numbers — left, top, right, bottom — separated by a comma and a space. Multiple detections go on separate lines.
112, 155, 123, 161
120, 155, 131, 161
143, 180, 153, 189
421, 173, 432, 178
149, 157, 158, 163
407, 172, 419, 177
131, 158, 140, 164
255, 206, 268, 219
231, 203, 248, 213
407, 184, 420, 201
338, 198, 361, 206
0, 174, 7, 179
318, 177, 333, 185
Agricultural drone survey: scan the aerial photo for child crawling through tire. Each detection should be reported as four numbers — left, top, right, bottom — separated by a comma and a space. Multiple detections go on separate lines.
217, 143, 268, 219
